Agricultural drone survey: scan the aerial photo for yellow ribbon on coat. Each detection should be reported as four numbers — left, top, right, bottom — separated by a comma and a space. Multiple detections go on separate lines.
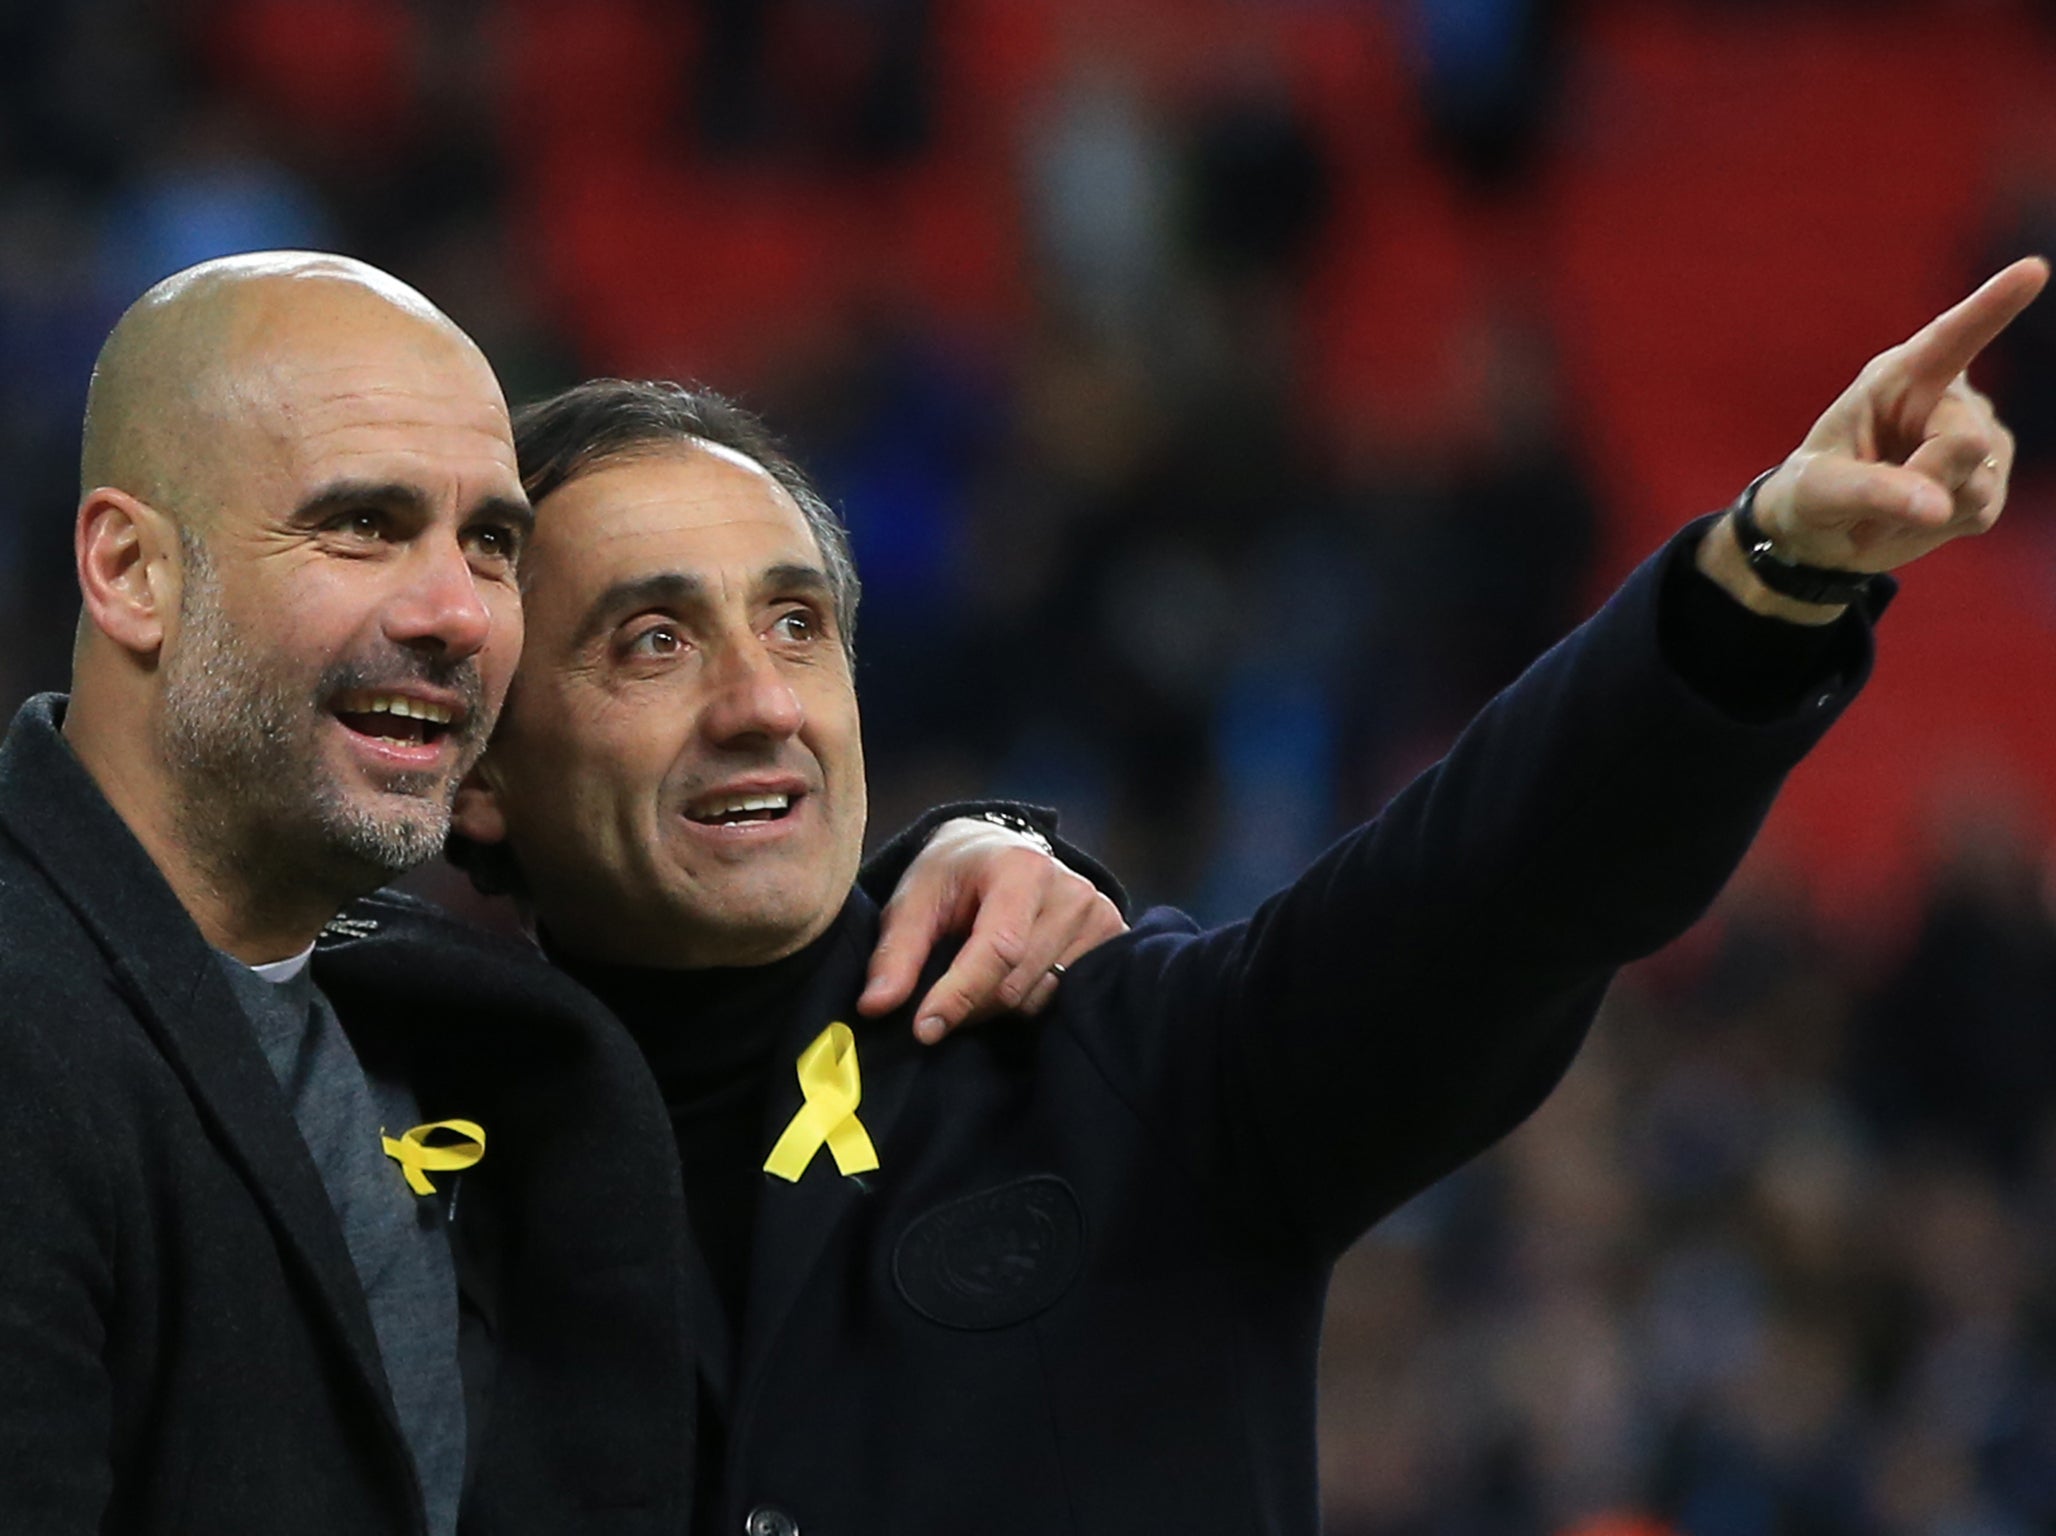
382, 1119, 487, 1196
762, 1022, 879, 1183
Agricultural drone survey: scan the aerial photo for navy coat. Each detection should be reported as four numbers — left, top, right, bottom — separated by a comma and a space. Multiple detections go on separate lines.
350, 526, 1878, 1534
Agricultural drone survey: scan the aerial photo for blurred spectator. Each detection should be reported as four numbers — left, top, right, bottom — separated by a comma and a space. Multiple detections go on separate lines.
1025, 58, 1175, 347
0, 184, 102, 705
1400, 0, 1568, 191
97, 107, 334, 302
1180, 83, 1334, 286
698, 0, 936, 164
1853, 798, 2056, 1184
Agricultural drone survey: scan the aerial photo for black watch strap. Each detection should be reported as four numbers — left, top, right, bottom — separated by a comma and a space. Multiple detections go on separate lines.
1729, 469, 1876, 607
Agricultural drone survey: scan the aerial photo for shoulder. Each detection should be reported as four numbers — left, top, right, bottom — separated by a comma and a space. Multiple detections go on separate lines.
312, 888, 598, 1026
1052, 904, 1210, 995
0, 840, 143, 1049
318, 889, 548, 972
0, 834, 88, 961
0, 863, 147, 1189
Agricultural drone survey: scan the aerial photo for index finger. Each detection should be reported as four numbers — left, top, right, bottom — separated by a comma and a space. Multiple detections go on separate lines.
1897, 256, 2049, 396
858, 892, 938, 1016
910, 879, 1039, 1042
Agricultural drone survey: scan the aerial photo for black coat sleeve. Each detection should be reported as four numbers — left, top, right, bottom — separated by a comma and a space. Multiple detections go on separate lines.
1057, 522, 1873, 1262
0, 1001, 118, 1531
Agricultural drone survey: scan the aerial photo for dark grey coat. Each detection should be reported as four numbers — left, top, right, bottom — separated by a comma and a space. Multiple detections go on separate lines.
0, 694, 695, 1536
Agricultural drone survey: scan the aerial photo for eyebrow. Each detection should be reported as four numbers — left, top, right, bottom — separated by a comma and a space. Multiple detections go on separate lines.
571, 571, 706, 651
568, 562, 837, 650
763, 562, 836, 605
288, 479, 536, 537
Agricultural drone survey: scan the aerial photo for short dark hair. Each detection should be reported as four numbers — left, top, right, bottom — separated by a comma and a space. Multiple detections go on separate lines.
447, 379, 862, 901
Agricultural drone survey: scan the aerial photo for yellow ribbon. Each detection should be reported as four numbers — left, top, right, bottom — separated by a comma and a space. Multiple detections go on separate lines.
762, 1022, 879, 1183
382, 1119, 486, 1196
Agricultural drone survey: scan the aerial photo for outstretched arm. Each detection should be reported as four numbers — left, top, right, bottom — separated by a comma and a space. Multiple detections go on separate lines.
1064, 261, 2050, 1260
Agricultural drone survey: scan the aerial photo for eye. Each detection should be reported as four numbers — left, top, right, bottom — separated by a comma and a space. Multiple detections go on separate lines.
622, 621, 688, 660
465, 521, 523, 571
330, 508, 388, 542
770, 608, 818, 643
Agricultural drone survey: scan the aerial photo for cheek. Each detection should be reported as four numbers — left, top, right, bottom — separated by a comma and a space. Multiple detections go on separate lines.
539, 710, 674, 832
487, 586, 525, 653
503, 734, 641, 875
800, 675, 861, 756
505, 666, 695, 838
478, 581, 523, 654
277, 561, 385, 630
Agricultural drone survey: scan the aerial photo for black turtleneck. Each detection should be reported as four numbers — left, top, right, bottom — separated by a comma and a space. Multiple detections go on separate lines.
555, 906, 867, 1344
551, 898, 876, 1522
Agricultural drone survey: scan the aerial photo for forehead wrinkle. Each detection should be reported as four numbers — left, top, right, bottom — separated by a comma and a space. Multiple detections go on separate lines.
270, 357, 506, 400
284, 409, 518, 450
257, 360, 509, 425
526, 455, 826, 619
234, 298, 502, 408
257, 376, 518, 481
540, 502, 786, 578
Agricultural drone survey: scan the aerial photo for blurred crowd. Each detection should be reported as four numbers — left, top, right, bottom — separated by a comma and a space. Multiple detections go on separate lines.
1322, 831, 2056, 1536
4, 2, 2056, 1533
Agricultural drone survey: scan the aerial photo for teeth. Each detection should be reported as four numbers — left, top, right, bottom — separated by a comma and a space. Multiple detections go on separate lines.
336, 692, 455, 725
695, 793, 791, 820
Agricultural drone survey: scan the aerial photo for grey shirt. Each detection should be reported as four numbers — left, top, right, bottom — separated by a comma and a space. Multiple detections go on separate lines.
218, 950, 466, 1536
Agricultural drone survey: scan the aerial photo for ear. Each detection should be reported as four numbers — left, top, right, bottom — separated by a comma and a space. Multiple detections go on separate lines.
451, 758, 509, 846
76, 487, 180, 659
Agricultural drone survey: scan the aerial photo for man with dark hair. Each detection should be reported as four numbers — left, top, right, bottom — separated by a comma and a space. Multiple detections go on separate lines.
0, 251, 1122, 1536
446, 260, 2045, 1533
517, 380, 862, 644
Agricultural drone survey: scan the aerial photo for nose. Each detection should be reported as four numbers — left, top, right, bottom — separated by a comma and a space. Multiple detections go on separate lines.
699, 635, 805, 746
383, 534, 496, 661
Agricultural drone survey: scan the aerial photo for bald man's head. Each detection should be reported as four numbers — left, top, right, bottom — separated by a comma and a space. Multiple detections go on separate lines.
79, 252, 480, 526
63, 250, 531, 960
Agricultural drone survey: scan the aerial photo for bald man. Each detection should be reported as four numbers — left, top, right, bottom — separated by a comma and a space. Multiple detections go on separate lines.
0, 253, 1120, 1536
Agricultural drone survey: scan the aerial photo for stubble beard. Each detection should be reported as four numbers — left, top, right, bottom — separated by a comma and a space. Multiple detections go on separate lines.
160, 538, 482, 897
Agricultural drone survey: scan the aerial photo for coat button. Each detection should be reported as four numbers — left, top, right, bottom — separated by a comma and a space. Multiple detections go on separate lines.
744, 1507, 800, 1536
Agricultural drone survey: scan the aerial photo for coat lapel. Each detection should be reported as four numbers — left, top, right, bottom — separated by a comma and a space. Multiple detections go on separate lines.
733, 892, 926, 1407
314, 905, 699, 1531
0, 697, 406, 1457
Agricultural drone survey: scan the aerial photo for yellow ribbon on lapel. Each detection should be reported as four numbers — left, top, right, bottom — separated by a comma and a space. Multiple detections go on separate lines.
382, 1120, 486, 1196
763, 1022, 879, 1183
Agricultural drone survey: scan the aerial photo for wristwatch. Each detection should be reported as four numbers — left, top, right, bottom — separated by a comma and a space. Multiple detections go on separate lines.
1729, 469, 1876, 607
973, 810, 1055, 857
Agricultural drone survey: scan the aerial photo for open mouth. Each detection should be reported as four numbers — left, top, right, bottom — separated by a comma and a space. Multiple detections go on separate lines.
331, 689, 461, 749
684, 790, 799, 828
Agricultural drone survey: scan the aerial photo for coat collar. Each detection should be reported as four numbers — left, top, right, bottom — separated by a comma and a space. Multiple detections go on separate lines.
0, 695, 415, 1495
731, 888, 928, 1421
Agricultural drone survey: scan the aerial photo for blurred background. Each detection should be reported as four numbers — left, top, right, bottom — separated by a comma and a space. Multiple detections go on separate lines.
6, 0, 2056, 1530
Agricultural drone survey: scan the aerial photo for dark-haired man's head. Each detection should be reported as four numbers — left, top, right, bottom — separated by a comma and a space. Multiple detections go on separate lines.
454, 380, 868, 970
515, 380, 860, 652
